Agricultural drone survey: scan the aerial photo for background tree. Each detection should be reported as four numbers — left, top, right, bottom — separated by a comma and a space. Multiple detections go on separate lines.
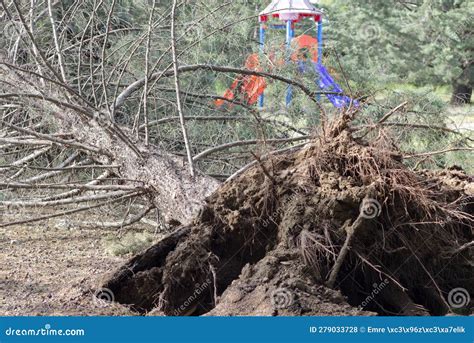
324, 0, 473, 104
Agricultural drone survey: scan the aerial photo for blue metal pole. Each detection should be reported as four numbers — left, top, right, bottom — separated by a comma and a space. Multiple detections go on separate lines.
285, 20, 294, 107
317, 18, 323, 66
317, 18, 323, 102
258, 23, 265, 108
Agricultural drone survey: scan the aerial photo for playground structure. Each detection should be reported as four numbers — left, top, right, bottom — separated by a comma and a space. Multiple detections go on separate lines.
216, 0, 354, 109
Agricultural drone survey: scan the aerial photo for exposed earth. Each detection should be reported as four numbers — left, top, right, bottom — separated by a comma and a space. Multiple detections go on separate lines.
0, 218, 136, 316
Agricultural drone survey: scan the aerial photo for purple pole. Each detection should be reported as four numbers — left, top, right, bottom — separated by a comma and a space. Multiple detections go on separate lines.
286, 20, 294, 106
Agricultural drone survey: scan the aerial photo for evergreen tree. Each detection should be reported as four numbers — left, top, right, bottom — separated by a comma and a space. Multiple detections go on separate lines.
324, 0, 473, 103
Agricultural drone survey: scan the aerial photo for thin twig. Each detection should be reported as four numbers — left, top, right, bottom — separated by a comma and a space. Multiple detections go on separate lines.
47, 0, 67, 82
171, 0, 195, 177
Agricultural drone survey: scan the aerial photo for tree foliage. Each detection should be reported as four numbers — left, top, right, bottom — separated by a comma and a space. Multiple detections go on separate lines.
324, 0, 473, 102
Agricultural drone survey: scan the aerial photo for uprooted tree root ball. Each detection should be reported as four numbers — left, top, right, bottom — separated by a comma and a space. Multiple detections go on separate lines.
102, 114, 473, 316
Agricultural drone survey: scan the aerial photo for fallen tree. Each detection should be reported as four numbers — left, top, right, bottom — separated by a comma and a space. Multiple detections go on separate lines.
1, 59, 472, 317
0, 63, 220, 225
102, 112, 473, 316
0, 2, 472, 317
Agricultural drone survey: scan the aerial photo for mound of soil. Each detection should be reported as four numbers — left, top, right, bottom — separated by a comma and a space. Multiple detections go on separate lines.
102, 116, 473, 316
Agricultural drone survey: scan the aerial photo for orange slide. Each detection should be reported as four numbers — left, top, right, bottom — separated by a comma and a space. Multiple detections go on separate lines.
215, 54, 267, 107
215, 34, 318, 108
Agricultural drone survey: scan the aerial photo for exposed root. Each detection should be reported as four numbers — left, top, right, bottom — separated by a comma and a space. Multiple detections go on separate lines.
102, 114, 473, 316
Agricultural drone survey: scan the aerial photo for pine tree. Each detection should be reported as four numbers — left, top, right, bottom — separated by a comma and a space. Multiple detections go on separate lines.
325, 0, 473, 104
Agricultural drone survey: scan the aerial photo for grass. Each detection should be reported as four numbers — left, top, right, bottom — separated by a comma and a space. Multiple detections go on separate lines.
103, 231, 157, 256
447, 104, 474, 131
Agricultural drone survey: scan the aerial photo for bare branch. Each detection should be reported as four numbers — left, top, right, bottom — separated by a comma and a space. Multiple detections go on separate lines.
113, 64, 338, 110
193, 136, 310, 162
171, 0, 195, 177
404, 147, 474, 159
47, 0, 67, 82
0, 192, 142, 228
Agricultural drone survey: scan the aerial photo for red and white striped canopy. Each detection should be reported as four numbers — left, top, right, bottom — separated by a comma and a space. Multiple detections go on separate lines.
259, 0, 323, 22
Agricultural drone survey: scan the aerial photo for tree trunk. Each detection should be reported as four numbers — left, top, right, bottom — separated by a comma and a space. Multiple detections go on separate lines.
451, 64, 473, 105
451, 82, 472, 105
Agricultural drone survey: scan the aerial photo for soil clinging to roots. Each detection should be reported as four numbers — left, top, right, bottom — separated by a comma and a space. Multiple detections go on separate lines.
102, 114, 473, 316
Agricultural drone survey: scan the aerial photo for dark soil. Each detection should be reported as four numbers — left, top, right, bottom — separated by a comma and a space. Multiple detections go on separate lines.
103, 117, 474, 316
